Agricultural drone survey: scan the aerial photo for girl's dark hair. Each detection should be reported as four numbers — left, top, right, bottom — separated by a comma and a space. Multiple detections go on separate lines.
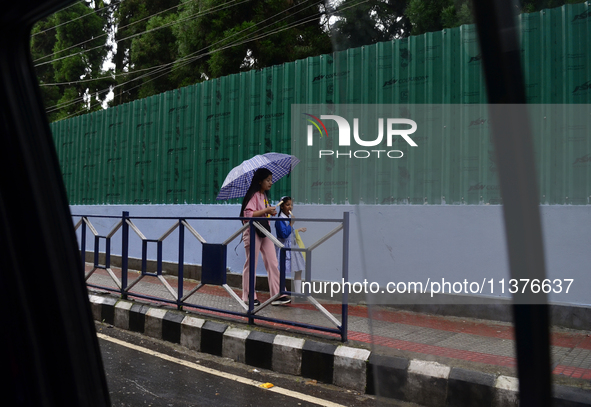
240, 168, 273, 217
277, 196, 292, 216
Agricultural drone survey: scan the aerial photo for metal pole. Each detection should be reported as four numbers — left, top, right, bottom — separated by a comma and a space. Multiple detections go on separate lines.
105, 238, 110, 269
80, 217, 86, 273
93, 236, 99, 268
121, 211, 129, 299
157, 241, 163, 275
141, 240, 147, 275
178, 219, 185, 310
341, 212, 349, 343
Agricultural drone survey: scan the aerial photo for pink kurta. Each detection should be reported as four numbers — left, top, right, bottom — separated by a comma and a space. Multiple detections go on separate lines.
242, 192, 280, 301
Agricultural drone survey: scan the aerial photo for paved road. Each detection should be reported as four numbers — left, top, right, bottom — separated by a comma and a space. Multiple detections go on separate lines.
97, 323, 422, 407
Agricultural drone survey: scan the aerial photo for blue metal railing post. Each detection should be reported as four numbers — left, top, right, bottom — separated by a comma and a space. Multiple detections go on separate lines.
177, 219, 185, 310
121, 211, 129, 299
248, 220, 256, 324
141, 240, 148, 275
105, 238, 111, 269
93, 235, 99, 269
80, 217, 87, 272
157, 241, 163, 275
341, 212, 349, 342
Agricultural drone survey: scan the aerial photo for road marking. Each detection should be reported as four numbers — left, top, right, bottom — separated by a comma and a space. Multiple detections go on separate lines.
98, 333, 347, 407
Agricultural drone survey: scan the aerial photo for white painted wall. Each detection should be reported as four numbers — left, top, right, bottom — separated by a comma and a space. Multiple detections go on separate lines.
71, 204, 591, 306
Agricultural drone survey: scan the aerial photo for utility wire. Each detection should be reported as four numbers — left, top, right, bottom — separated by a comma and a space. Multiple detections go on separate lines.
46, 0, 320, 112
48, 10, 323, 115
42, 0, 318, 87
45, 0, 321, 112
35, 0, 231, 63
49, 1, 361, 117
32, 0, 124, 37
34, 0, 245, 65
48, 0, 365, 117
47, 0, 362, 117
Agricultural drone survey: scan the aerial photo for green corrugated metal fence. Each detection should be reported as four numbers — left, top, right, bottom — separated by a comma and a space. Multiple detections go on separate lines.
51, 3, 591, 205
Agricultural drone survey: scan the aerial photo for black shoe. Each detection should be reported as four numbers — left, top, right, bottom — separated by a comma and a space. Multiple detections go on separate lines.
271, 296, 291, 306
245, 299, 260, 306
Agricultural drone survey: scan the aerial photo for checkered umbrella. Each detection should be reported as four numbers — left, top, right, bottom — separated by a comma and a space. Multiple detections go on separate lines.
216, 152, 300, 200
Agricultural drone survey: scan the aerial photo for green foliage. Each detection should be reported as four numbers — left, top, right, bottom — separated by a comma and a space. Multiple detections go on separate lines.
330, 0, 411, 51
31, 1, 112, 122
405, 0, 472, 35
111, 0, 181, 106
172, 0, 331, 80
170, 0, 212, 86
109, 0, 333, 103
31, 15, 60, 115
131, 13, 181, 99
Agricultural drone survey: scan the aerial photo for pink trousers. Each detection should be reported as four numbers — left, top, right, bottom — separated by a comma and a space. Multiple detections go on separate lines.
242, 230, 280, 301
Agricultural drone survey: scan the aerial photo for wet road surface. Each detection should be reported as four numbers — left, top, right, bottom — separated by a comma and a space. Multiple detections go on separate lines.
97, 322, 422, 407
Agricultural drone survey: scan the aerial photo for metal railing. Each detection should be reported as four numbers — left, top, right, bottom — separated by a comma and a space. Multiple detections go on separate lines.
74, 211, 350, 342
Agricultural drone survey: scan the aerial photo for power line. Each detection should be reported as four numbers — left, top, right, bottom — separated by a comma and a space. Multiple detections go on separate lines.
46, 0, 321, 113
47, 0, 362, 118
42, 0, 319, 87
32, 0, 124, 37
46, 4, 322, 115
34, 0, 245, 65
48, 0, 360, 117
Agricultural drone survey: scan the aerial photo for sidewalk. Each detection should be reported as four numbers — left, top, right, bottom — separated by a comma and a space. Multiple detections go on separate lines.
86, 265, 591, 404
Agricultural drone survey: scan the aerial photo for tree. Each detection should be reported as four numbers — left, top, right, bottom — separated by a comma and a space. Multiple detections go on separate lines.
111, 0, 181, 106
31, 1, 112, 122
172, 0, 332, 80
329, 0, 411, 51
405, 0, 472, 36
31, 14, 62, 120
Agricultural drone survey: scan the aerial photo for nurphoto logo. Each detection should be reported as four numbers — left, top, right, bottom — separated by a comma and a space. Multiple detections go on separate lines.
304, 113, 418, 159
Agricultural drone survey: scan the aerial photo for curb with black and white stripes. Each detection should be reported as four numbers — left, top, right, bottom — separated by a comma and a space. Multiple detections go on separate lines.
90, 295, 591, 407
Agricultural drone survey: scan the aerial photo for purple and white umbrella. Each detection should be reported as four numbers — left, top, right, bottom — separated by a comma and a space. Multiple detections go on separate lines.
216, 152, 300, 200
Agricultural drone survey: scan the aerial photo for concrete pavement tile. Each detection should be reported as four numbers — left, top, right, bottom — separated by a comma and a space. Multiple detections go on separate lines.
396, 328, 457, 345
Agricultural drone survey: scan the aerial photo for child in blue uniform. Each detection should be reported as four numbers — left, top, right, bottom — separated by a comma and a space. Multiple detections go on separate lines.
275, 196, 306, 294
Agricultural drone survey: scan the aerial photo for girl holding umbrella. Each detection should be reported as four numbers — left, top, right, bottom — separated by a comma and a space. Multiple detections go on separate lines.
239, 168, 291, 306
